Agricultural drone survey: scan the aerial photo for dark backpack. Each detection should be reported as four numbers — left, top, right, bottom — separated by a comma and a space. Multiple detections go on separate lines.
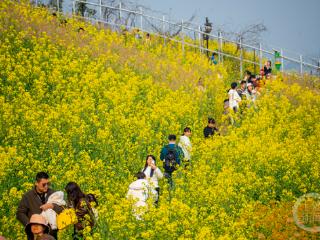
164, 146, 177, 172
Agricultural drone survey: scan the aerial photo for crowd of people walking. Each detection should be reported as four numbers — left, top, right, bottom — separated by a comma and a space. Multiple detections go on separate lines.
0, 3, 281, 239
226, 62, 272, 114
8, 60, 273, 239
4, 13, 272, 230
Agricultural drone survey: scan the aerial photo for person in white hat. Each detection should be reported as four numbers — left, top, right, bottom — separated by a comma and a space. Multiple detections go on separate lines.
245, 83, 257, 102
25, 214, 51, 240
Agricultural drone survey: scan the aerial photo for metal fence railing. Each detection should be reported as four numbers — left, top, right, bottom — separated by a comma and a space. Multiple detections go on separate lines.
31, 0, 320, 77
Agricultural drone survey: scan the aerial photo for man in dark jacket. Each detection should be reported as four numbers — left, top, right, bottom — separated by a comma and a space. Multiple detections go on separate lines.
160, 134, 184, 187
204, 118, 219, 138
17, 172, 63, 240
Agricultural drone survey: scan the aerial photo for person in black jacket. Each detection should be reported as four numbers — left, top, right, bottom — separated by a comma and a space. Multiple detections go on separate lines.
204, 118, 219, 138
237, 80, 247, 99
263, 60, 272, 78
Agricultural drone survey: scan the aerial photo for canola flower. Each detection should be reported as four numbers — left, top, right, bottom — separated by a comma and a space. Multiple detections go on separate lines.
57, 208, 78, 230
0, 1, 320, 239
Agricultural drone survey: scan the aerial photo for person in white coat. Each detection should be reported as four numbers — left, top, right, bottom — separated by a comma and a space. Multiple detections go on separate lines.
127, 172, 150, 220
142, 155, 163, 204
178, 127, 192, 167
228, 82, 241, 112
40, 191, 66, 230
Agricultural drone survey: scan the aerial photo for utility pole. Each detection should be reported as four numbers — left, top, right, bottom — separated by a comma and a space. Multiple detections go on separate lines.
203, 17, 212, 58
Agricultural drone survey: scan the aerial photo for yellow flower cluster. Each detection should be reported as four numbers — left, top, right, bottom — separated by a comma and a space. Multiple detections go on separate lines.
0, 1, 320, 239
57, 208, 77, 230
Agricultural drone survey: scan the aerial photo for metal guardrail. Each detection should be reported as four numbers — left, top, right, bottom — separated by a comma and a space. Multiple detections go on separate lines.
32, 0, 320, 77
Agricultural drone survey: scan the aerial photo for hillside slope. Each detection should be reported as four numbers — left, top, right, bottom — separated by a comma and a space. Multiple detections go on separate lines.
0, 1, 320, 239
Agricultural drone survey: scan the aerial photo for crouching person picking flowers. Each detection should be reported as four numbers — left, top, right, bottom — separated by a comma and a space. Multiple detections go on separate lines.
127, 172, 154, 220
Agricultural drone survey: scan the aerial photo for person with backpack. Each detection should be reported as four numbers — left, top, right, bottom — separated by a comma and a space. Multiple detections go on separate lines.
142, 155, 163, 204
160, 135, 184, 187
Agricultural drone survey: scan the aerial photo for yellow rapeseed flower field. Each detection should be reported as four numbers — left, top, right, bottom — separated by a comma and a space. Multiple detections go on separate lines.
0, 1, 320, 239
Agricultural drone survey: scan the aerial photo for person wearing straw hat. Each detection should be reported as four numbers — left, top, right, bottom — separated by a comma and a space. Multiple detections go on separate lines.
25, 214, 52, 240
36, 235, 56, 240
